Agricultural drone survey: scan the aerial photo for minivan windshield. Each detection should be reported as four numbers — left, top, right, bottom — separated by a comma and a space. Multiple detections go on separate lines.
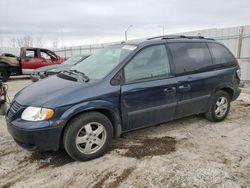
63, 55, 84, 65
71, 45, 137, 80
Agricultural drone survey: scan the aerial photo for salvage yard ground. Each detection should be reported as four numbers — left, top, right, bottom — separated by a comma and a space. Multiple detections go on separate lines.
0, 76, 250, 188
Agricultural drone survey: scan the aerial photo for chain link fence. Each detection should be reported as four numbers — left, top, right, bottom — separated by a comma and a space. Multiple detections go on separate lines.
53, 42, 119, 58
1, 25, 250, 81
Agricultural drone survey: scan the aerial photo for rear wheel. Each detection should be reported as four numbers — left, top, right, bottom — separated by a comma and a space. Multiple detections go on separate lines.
205, 90, 231, 122
0, 70, 9, 82
63, 112, 113, 161
0, 103, 8, 115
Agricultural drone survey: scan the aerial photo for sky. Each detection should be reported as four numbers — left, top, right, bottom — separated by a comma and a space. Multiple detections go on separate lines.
0, 0, 250, 48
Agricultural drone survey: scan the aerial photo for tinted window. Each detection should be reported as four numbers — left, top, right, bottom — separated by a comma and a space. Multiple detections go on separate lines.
168, 42, 212, 74
207, 43, 235, 64
124, 45, 171, 83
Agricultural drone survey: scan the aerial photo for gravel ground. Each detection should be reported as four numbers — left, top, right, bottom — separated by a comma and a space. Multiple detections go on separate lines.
0, 76, 250, 188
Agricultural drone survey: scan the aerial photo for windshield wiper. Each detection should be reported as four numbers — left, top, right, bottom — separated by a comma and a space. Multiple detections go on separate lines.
70, 70, 89, 82
62, 70, 89, 82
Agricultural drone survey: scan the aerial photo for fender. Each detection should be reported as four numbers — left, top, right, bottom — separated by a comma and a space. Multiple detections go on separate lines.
214, 82, 234, 95
60, 100, 122, 138
0, 61, 10, 68
201, 82, 235, 112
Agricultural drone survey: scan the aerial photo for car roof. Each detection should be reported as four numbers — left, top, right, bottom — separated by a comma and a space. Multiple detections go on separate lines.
121, 35, 217, 47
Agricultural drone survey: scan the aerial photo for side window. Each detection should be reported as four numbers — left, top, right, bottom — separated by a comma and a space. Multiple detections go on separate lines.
40, 51, 52, 60
40, 50, 57, 61
124, 45, 171, 83
168, 42, 212, 74
26, 50, 37, 59
207, 43, 235, 64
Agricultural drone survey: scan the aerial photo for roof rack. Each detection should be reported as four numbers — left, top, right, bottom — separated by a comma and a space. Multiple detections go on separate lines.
147, 35, 214, 40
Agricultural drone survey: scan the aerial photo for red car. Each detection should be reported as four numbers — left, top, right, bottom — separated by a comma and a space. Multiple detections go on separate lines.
0, 47, 64, 81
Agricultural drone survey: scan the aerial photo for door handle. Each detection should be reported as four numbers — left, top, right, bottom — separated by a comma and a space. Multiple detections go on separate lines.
164, 87, 176, 93
179, 84, 191, 90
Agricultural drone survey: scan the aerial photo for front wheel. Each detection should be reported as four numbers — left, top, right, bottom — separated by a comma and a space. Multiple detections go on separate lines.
63, 112, 113, 161
205, 90, 231, 122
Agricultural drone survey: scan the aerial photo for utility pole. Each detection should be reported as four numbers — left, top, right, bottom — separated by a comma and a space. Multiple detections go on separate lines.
162, 26, 165, 36
125, 25, 133, 41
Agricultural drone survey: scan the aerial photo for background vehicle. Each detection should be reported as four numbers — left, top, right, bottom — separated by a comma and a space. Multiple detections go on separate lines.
6, 36, 241, 161
0, 81, 7, 115
30, 55, 89, 82
0, 47, 64, 81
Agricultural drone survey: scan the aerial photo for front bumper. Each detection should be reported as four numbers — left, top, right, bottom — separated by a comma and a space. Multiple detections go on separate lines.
6, 118, 63, 151
30, 74, 41, 82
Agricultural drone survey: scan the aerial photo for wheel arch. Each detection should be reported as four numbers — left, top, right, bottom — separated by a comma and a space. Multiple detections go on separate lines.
0, 61, 11, 69
215, 84, 234, 100
220, 87, 234, 99
60, 101, 122, 146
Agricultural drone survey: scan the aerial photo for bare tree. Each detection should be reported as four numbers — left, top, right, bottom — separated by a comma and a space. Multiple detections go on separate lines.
52, 38, 58, 49
0, 36, 3, 48
17, 35, 33, 47
8, 37, 17, 48
35, 36, 44, 47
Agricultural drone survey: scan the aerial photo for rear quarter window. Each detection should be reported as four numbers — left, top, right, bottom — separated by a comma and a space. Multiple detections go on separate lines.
168, 42, 212, 75
207, 43, 236, 65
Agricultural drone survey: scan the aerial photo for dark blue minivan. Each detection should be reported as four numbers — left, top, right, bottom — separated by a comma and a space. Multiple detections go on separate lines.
6, 36, 241, 161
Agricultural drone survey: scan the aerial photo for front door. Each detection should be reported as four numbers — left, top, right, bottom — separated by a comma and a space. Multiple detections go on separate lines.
21, 48, 42, 74
121, 44, 177, 131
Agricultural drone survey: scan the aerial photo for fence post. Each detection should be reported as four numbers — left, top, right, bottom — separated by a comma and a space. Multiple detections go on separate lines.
89, 45, 92, 54
80, 46, 82, 55
237, 26, 244, 59
64, 47, 67, 59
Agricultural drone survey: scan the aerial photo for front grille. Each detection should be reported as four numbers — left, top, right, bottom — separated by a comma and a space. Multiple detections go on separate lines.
7, 100, 24, 121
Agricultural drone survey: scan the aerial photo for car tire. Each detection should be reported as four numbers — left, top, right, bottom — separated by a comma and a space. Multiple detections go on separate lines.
0, 71, 9, 82
63, 112, 113, 161
0, 103, 8, 115
205, 90, 231, 122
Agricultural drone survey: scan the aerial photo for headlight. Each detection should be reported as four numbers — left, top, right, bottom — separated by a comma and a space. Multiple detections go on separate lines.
21, 107, 54, 121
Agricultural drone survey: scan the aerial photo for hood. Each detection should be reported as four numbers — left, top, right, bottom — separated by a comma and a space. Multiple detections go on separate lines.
14, 75, 98, 108
34, 64, 69, 72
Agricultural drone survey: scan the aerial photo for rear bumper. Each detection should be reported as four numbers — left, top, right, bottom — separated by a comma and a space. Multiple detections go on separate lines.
6, 118, 63, 151
232, 88, 241, 101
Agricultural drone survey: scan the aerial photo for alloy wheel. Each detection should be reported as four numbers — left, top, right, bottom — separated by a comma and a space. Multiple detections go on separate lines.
75, 122, 107, 154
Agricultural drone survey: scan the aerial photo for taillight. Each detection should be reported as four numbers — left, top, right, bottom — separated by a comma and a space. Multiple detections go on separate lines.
236, 69, 241, 80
